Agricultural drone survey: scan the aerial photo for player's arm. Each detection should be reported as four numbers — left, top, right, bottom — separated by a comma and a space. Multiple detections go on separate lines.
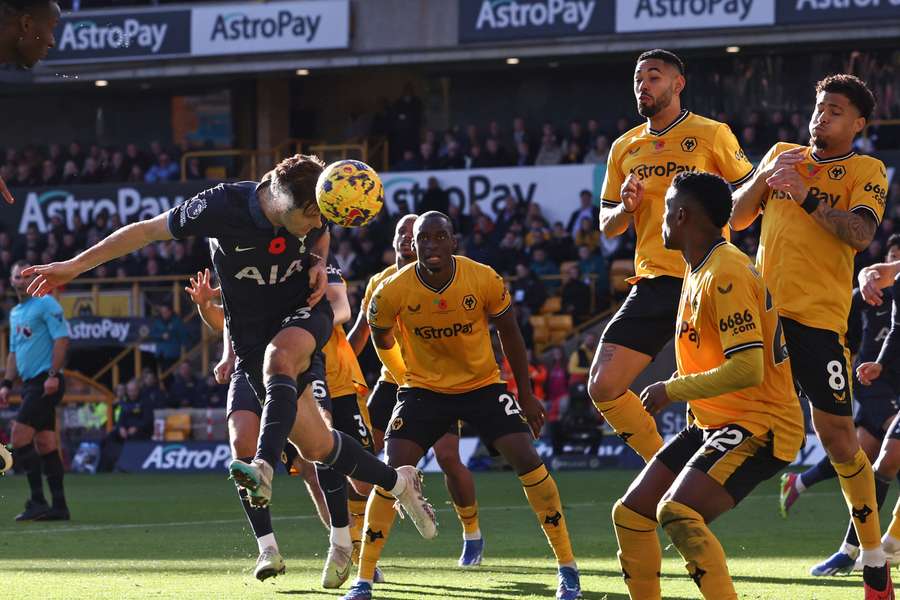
0, 351, 17, 407
598, 143, 635, 238
326, 281, 351, 327
567, 350, 588, 377
347, 298, 371, 355
24, 211, 173, 296
805, 202, 877, 253
846, 289, 864, 356
366, 282, 406, 382
860, 278, 900, 385
859, 261, 900, 306
185, 269, 225, 332
493, 307, 546, 436
307, 228, 331, 308
729, 173, 769, 231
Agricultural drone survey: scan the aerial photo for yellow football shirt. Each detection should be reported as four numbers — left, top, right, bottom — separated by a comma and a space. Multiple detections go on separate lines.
601, 111, 753, 282
367, 255, 510, 394
324, 325, 369, 399
675, 240, 804, 461
756, 143, 888, 335
362, 264, 399, 385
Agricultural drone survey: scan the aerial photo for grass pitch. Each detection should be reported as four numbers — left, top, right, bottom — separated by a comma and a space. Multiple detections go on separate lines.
0, 469, 879, 599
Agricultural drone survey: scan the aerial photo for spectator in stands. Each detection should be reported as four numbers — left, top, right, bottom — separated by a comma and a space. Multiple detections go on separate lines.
106, 150, 129, 182
515, 141, 532, 167
564, 120, 588, 155
60, 160, 79, 184
40, 160, 59, 186
80, 157, 104, 184
140, 368, 167, 409
463, 231, 496, 266
392, 148, 420, 171
124, 143, 146, 173
583, 135, 610, 164
574, 216, 599, 251
168, 361, 204, 409
184, 158, 204, 181
470, 203, 495, 237
741, 125, 766, 156
560, 264, 591, 324
127, 164, 144, 183
524, 220, 550, 253
200, 372, 227, 409
144, 153, 179, 183
389, 84, 423, 163
149, 304, 190, 376
546, 221, 576, 264
511, 116, 530, 148
567, 332, 597, 387
481, 137, 510, 168
512, 262, 548, 314
577, 245, 609, 308
446, 202, 472, 237
528, 349, 548, 406
544, 345, 570, 452
419, 142, 439, 170
440, 142, 465, 170
586, 119, 602, 145
468, 144, 487, 168
12, 163, 37, 186
418, 177, 450, 214
461, 123, 480, 157
494, 195, 522, 238
567, 190, 599, 237
98, 379, 153, 472
47, 143, 63, 166
534, 132, 562, 166
67, 141, 85, 170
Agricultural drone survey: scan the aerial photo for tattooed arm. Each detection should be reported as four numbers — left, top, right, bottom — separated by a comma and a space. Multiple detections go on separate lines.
808, 203, 877, 252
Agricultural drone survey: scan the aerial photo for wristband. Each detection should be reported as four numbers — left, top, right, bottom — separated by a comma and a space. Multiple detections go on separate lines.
1, 379, 11, 389
801, 191, 819, 214
47, 369, 58, 378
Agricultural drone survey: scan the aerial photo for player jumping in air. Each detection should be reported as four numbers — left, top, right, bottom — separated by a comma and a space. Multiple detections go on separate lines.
21, 155, 437, 542
342, 212, 581, 600
592, 49, 754, 462
731, 74, 892, 598
348, 214, 486, 567
614, 172, 803, 600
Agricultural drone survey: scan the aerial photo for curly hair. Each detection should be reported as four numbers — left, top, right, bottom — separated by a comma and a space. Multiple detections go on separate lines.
269, 154, 325, 212
816, 74, 876, 122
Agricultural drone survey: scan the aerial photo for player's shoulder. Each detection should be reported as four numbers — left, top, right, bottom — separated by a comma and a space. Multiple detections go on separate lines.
684, 111, 727, 132
455, 255, 501, 278
610, 122, 647, 153
371, 263, 399, 286
848, 152, 887, 175
37, 294, 64, 311
698, 241, 754, 284
379, 261, 417, 290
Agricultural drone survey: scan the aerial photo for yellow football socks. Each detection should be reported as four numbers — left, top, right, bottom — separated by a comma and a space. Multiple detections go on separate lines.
594, 389, 663, 461
454, 503, 481, 540
612, 500, 661, 600
833, 449, 882, 551
348, 497, 368, 564
358, 488, 397, 582
519, 464, 575, 565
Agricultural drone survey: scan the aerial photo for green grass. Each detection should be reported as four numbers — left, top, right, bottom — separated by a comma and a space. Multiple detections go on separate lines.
0, 469, 880, 599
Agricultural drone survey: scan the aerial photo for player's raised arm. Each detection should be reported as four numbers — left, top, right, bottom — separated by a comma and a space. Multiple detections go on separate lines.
185, 269, 225, 332
366, 283, 407, 384
307, 228, 331, 308
730, 146, 804, 231
24, 211, 173, 296
347, 297, 371, 355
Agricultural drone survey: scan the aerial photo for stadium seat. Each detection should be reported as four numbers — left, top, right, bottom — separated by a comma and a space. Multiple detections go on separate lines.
540, 296, 562, 314
609, 259, 636, 294
164, 413, 192, 441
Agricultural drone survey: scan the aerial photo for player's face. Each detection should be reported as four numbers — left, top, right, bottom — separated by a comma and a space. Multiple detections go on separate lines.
634, 59, 682, 118
10, 265, 35, 296
809, 91, 865, 151
393, 216, 417, 261
413, 218, 455, 272
281, 204, 323, 237
16, 2, 59, 68
887, 245, 900, 263
661, 188, 684, 250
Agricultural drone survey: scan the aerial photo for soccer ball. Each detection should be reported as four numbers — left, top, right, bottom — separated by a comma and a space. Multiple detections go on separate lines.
316, 160, 384, 228
0, 444, 12, 475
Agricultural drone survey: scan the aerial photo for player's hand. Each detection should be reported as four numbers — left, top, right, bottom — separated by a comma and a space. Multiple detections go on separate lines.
640, 381, 672, 415
765, 165, 809, 203
857, 362, 884, 385
214, 354, 235, 385
859, 264, 894, 306
22, 260, 81, 297
620, 174, 644, 214
762, 146, 806, 180
43, 376, 59, 397
0, 175, 15, 204
518, 392, 546, 438
0, 386, 9, 409
307, 261, 327, 307
184, 269, 220, 307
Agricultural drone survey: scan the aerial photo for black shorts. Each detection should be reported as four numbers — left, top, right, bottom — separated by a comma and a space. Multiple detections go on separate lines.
236, 351, 328, 410
16, 371, 66, 432
601, 275, 682, 357
384, 383, 531, 451
886, 412, 900, 442
332, 394, 374, 453
657, 423, 789, 504
367, 380, 399, 433
226, 368, 261, 419
782, 318, 853, 417
854, 381, 900, 440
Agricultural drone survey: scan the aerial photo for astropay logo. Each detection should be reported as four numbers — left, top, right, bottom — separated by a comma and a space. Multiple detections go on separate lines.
209, 9, 322, 43
58, 17, 169, 54
475, 0, 597, 31
142, 444, 232, 471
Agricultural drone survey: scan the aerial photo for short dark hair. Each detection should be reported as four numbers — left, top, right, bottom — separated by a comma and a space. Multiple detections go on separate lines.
636, 49, 685, 75
270, 154, 325, 211
816, 74, 876, 122
887, 233, 900, 252
671, 171, 732, 229
416, 210, 454, 233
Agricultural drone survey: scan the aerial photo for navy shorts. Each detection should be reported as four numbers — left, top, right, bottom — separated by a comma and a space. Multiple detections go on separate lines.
854, 381, 900, 440
16, 371, 66, 432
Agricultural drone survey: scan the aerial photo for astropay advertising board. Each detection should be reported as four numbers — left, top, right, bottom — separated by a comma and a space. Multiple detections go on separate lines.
190, 0, 349, 57
615, 0, 775, 33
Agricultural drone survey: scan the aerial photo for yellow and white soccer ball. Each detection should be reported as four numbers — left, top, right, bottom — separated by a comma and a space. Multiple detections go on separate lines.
316, 159, 384, 228
0, 444, 12, 476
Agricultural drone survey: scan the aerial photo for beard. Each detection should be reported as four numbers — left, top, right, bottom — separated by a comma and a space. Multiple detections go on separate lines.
810, 134, 828, 152
637, 87, 673, 118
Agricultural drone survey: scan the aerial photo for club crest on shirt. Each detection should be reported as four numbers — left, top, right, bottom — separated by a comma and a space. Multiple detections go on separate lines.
462, 295, 477, 311
828, 165, 846, 181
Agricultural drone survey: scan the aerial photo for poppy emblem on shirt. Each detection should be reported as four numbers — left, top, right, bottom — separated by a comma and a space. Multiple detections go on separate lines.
268, 237, 287, 255
652, 140, 666, 152
801, 163, 823, 178
434, 298, 448, 311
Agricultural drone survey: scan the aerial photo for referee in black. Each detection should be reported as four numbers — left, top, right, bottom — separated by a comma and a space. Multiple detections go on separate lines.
0, 261, 70, 521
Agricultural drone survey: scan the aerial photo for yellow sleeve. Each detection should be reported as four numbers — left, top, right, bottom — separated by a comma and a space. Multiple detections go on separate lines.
710, 269, 765, 358
568, 350, 588, 376
599, 139, 625, 205
484, 268, 512, 318
374, 342, 407, 384
361, 274, 378, 313
366, 278, 399, 331
848, 158, 888, 226
712, 123, 754, 186
755, 143, 785, 211
666, 346, 764, 402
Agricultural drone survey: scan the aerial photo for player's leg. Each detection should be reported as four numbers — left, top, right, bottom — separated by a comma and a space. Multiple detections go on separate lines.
366, 381, 398, 455
475, 385, 579, 599
784, 318, 889, 591
874, 414, 900, 561
11, 376, 50, 521
344, 389, 446, 600
288, 453, 330, 529
588, 278, 680, 461
433, 426, 482, 567
612, 427, 695, 600
33, 374, 67, 520
659, 426, 789, 600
